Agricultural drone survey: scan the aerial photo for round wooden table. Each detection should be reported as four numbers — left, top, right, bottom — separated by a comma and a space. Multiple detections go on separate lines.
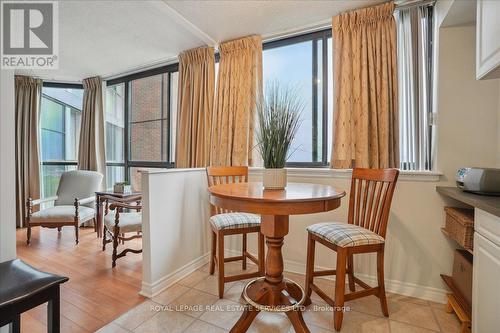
208, 182, 346, 333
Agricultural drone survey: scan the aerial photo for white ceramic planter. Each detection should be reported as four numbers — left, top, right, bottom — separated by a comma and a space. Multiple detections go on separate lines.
263, 168, 287, 189
114, 183, 132, 194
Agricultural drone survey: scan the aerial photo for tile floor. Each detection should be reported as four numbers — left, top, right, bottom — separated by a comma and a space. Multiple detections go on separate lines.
98, 262, 461, 333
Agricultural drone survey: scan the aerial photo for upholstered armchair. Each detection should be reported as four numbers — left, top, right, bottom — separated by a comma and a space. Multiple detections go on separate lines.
26, 170, 103, 245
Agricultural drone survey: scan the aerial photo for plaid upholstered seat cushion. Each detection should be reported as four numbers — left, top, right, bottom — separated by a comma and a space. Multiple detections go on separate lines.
210, 212, 260, 230
307, 222, 385, 247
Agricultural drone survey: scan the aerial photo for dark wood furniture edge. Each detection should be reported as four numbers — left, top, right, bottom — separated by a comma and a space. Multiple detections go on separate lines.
436, 186, 500, 217
440, 274, 472, 317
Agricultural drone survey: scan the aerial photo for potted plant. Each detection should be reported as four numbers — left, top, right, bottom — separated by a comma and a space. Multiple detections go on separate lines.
114, 181, 131, 194
256, 82, 302, 189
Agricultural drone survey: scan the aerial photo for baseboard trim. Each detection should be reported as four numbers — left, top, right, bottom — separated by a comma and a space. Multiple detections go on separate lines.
140, 252, 210, 297
284, 258, 447, 304
226, 249, 447, 304
140, 249, 448, 304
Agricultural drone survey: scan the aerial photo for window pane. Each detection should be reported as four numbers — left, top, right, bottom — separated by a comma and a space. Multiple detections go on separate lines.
65, 108, 81, 161
129, 74, 168, 162
106, 166, 125, 190
41, 130, 64, 160
106, 84, 125, 162
130, 75, 162, 122
41, 164, 77, 199
40, 87, 83, 162
263, 41, 314, 163
129, 167, 143, 192
41, 97, 64, 132
130, 120, 163, 161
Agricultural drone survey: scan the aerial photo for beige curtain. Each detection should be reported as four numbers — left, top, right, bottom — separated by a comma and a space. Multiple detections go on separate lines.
15, 76, 42, 228
176, 46, 215, 168
78, 76, 106, 188
331, 1, 399, 169
211, 35, 263, 166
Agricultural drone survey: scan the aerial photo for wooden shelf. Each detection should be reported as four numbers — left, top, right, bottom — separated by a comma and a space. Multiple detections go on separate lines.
441, 274, 472, 317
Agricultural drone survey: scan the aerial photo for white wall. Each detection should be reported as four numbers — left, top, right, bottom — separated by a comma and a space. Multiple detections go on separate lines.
435, 25, 499, 181
141, 168, 211, 297
0, 70, 16, 263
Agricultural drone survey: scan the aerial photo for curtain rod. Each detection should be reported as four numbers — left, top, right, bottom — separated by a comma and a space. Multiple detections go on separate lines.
395, 0, 435, 10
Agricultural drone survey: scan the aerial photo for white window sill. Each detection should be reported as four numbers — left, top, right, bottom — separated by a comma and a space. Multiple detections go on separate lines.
249, 167, 442, 182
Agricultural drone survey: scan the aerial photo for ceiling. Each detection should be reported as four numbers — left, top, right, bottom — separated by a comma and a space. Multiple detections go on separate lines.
16, 0, 384, 82
441, 0, 477, 27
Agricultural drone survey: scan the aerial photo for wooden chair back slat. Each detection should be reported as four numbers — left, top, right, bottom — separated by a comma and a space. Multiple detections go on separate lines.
206, 166, 249, 216
348, 168, 399, 238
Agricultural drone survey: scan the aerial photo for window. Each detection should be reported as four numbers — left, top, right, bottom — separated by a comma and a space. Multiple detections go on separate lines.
262, 6, 434, 170
396, 4, 434, 170
40, 84, 84, 198
105, 64, 179, 191
263, 30, 333, 166
105, 83, 125, 188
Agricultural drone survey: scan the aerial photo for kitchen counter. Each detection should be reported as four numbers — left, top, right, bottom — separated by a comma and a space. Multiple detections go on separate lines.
436, 186, 500, 217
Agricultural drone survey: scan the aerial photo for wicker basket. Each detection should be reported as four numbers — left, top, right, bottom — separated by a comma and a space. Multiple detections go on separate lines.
444, 207, 474, 251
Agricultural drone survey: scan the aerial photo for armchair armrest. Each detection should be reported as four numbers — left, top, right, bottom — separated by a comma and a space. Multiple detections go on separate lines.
30, 196, 58, 206
76, 196, 95, 206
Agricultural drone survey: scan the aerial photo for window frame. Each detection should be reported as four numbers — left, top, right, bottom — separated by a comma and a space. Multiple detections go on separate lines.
106, 63, 179, 183
263, 28, 332, 168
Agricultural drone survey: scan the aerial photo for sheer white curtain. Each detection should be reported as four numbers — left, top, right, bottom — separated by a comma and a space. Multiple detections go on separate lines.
395, 4, 434, 171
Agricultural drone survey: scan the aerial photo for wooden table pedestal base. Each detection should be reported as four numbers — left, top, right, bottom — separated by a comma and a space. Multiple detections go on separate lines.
230, 277, 309, 333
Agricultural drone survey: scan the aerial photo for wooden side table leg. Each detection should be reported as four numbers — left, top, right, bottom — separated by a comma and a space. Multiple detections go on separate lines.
95, 195, 102, 238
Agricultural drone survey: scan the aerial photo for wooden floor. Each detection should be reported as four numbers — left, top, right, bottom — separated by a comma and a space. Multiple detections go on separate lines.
16, 226, 144, 333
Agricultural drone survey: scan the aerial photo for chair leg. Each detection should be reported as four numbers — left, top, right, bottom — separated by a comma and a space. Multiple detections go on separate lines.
57, 227, 61, 232
334, 247, 347, 331
102, 226, 107, 251
74, 224, 79, 245
112, 227, 120, 268
305, 233, 315, 299
258, 231, 265, 276
217, 231, 225, 298
209, 230, 216, 275
26, 226, 31, 245
10, 313, 20, 333
347, 253, 355, 292
242, 233, 247, 270
377, 249, 389, 317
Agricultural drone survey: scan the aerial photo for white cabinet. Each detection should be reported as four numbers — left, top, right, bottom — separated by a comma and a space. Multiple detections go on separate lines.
472, 209, 500, 332
476, 0, 500, 80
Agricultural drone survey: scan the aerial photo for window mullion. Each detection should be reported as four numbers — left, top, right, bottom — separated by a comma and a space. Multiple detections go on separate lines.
124, 81, 130, 182
322, 34, 329, 165
312, 39, 318, 163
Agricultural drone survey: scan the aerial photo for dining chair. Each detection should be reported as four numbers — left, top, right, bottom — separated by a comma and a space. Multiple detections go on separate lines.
305, 168, 399, 331
102, 195, 142, 268
26, 170, 103, 245
206, 166, 265, 298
